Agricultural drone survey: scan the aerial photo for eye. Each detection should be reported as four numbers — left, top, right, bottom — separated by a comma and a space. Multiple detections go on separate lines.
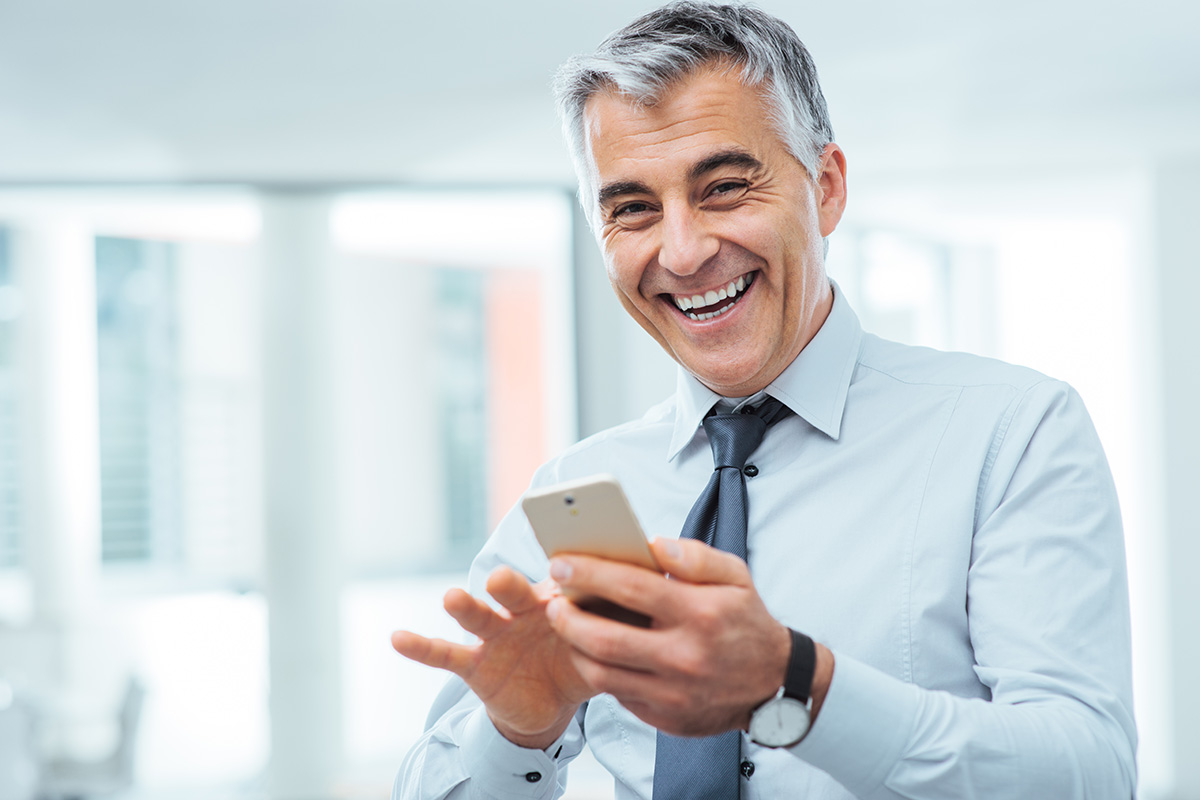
606, 201, 660, 230
613, 201, 653, 218
700, 181, 748, 205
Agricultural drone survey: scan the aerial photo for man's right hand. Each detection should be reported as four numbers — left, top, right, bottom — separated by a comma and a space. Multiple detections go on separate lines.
391, 565, 595, 750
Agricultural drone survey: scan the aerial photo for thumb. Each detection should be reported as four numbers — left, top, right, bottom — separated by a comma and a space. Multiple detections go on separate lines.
649, 537, 752, 587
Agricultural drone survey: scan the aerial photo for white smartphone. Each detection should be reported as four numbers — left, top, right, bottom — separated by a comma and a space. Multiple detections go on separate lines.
521, 473, 660, 626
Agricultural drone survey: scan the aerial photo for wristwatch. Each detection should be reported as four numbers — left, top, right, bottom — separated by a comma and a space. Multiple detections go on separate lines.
747, 628, 815, 748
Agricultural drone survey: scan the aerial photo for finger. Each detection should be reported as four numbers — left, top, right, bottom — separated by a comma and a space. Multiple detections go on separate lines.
485, 565, 542, 616
567, 654, 749, 738
649, 537, 752, 587
546, 595, 660, 671
563, 650, 690, 726
391, 630, 477, 676
442, 588, 510, 640
549, 554, 675, 620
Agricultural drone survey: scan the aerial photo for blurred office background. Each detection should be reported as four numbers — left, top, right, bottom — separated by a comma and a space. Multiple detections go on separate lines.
0, 0, 1197, 798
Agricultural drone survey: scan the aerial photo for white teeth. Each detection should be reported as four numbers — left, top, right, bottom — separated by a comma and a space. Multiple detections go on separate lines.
672, 272, 756, 317
686, 301, 737, 321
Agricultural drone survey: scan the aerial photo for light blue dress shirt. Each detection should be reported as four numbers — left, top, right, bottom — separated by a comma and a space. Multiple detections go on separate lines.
394, 284, 1137, 800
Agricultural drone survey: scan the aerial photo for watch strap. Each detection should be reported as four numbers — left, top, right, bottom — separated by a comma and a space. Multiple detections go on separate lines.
783, 628, 816, 703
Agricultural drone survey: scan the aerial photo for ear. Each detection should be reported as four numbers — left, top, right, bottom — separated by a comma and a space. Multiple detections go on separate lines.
816, 143, 848, 238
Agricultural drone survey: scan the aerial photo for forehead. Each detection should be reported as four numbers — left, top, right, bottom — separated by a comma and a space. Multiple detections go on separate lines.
583, 68, 783, 181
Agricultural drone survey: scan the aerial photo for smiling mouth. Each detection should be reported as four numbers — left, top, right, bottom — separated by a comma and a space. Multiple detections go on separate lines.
668, 271, 757, 321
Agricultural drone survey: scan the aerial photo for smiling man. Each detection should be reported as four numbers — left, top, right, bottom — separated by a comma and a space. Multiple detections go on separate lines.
588, 65, 841, 399
391, 3, 1137, 799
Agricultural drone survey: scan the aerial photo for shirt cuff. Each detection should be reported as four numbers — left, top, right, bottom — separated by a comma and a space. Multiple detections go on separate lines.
792, 650, 920, 798
459, 707, 567, 800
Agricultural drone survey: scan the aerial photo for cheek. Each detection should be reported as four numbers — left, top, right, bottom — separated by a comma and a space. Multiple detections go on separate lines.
755, 218, 816, 281
604, 243, 651, 301
715, 210, 786, 258
605, 258, 635, 298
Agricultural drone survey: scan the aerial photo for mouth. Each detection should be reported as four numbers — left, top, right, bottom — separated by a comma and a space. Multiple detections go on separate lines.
666, 271, 757, 321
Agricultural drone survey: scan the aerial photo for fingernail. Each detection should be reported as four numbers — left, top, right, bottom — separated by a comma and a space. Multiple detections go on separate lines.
550, 559, 573, 582
546, 598, 562, 622
663, 539, 681, 561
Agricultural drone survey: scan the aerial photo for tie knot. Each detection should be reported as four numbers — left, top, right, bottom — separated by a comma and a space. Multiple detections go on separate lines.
701, 397, 787, 470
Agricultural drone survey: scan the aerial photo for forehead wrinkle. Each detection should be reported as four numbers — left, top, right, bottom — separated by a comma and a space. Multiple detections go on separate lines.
622, 104, 749, 142
595, 95, 774, 164
599, 120, 759, 174
590, 80, 760, 146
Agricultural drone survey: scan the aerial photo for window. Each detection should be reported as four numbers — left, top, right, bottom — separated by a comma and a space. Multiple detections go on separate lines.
331, 190, 575, 572
0, 191, 263, 581
436, 268, 490, 555
95, 236, 183, 563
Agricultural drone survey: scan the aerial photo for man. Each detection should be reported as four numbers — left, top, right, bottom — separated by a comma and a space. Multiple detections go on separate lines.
392, 3, 1137, 798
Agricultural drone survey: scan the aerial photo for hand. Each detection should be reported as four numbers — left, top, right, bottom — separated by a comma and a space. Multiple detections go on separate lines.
544, 537, 794, 737
391, 566, 595, 749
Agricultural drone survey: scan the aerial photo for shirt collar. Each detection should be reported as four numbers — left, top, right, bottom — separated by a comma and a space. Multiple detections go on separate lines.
667, 279, 863, 460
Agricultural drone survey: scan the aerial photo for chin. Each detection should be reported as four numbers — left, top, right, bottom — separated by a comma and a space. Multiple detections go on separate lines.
689, 363, 767, 396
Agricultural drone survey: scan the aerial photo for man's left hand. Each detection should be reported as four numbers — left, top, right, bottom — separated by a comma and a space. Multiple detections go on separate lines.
544, 536, 793, 737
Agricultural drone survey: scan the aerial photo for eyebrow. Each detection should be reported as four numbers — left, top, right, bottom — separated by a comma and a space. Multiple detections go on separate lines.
688, 149, 764, 182
597, 180, 652, 209
596, 149, 765, 209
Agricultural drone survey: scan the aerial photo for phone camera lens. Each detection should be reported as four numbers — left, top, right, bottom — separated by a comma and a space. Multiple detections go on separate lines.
564, 494, 575, 506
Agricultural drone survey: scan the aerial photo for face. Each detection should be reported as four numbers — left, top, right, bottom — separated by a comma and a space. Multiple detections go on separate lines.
584, 66, 847, 397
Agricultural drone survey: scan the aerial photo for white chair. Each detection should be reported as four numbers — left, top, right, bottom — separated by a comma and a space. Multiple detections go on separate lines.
36, 678, 145, 800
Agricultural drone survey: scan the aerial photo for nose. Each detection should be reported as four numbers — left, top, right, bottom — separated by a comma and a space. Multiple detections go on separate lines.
657, 204, 718, 277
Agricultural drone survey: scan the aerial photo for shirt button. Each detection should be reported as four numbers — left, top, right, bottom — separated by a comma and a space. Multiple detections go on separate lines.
743, 464, 759, 477
525, 772, 542, 783
740, 759, 755, 778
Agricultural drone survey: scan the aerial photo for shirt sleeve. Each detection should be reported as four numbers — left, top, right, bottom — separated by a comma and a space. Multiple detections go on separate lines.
794, 379, 1138, 799
392, 676, 586, 800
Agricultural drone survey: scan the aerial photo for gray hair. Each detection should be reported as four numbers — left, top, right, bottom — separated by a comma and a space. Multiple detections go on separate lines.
554, 1, 835, 231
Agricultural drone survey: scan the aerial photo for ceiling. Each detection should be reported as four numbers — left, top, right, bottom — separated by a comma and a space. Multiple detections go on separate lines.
1, 0, 1197, 186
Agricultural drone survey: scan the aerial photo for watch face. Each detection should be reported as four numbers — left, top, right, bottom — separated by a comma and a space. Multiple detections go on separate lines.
749, 696, 811, 748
